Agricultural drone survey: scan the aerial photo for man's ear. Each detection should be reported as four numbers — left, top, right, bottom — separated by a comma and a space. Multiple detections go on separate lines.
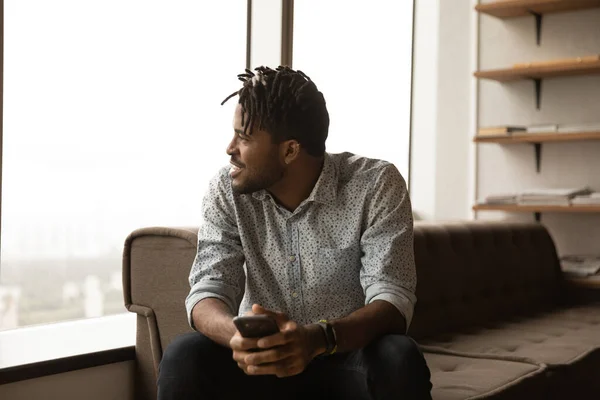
282, 140, 301, 165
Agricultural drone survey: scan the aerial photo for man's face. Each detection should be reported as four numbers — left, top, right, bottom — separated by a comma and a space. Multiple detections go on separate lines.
226, 104, 285, 194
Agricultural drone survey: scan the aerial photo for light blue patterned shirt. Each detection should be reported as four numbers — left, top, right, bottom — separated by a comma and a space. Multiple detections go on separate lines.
186, 152, 417, 330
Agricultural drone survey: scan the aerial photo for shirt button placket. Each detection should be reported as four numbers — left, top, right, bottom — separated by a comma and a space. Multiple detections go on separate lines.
288, 221, 302, 317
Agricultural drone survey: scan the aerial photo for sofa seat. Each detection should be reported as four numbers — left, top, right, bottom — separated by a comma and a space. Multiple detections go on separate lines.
425, 351, 547, 400
421, 303, 600, 366
422, 303, 600, 399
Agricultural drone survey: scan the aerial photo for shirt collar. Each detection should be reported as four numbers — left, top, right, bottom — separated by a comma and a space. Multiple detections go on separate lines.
251, 153, 337, 205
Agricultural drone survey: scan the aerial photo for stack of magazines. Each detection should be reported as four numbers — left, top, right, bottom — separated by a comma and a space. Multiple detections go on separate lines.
560, 255, 600, 278
518, 187, 592, 206
572, 192, 600, 205
484, 194, 518, 205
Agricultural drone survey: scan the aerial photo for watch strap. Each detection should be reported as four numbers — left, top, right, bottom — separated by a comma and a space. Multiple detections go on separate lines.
318, 319, 337, 355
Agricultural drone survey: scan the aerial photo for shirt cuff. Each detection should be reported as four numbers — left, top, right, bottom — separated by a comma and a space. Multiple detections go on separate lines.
365, 283, 416, 331
185, 281, 238, 330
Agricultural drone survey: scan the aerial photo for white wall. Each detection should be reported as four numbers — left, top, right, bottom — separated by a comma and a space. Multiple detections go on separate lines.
476, 4, 600, 255
410, 0, 475, 221
0, 361, 134, 400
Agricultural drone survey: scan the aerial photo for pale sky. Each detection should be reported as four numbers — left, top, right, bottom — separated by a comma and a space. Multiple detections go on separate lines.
1, 0, 413, 261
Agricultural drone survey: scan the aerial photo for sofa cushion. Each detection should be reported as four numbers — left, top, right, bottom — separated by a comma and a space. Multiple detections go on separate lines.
425, 351, 547, 400
422, 303, 600, 399
409, 222, 566, 341
421, 303, 600, 365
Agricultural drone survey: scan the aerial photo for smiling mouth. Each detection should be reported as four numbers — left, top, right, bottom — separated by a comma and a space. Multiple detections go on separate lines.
230, 162, 243, 177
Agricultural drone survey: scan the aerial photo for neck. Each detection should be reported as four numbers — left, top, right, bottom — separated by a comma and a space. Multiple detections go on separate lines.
267, 155, 324, 212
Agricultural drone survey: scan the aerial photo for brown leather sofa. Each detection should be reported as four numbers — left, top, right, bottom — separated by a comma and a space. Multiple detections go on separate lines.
123, 221, 600, 400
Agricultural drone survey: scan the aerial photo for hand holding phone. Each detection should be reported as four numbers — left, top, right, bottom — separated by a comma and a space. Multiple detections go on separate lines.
233, 315, 280, 338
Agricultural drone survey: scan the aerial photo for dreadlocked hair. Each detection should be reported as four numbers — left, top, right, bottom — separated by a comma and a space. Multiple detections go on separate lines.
221, 65, 329, 157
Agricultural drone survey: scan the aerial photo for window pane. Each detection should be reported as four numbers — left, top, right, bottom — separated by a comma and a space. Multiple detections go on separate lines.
293, 1, 414, 178
1, 0, 246, 330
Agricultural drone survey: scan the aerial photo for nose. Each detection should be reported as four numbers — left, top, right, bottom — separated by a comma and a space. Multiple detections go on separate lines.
226, 135, 238, 156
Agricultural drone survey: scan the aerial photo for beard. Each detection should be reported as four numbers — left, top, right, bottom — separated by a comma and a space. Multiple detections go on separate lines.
231, 159, 285, 194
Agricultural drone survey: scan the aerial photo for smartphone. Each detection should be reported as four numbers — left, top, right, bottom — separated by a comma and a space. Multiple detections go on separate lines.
233, 315, 280, 338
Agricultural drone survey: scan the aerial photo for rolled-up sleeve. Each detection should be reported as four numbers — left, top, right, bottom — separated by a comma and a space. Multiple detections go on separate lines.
185, 169, 245, 329
360, 164, 417, 331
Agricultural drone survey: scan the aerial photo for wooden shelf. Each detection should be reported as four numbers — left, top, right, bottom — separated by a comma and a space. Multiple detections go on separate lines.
474, 59, 600, 82
475, 59, 600, 108
474, 131, 600, 172
475, 1, 600, 47
474, 203, 600, 221
473, 204, 600, 213
476, 0, 600, 18
474, 131, 600, 143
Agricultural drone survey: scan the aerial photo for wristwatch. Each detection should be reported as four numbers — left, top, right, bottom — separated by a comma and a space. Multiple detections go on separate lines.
317, 319, 338, 355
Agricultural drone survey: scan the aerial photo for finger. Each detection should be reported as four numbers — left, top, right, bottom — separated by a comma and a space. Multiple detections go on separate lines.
252, 304, 289, 325
230, 335, 260, 351
281, 320, 298, 332
245, 344, 292, 365
276, 363, 303, 378
251, 304, 266, 314
238, 362, 254, 376
232, 350, 254, 363
257, 329, 295, 349
246, 358, 294, 376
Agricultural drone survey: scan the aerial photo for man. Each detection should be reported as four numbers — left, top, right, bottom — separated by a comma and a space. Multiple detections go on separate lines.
158, 66, 432, 400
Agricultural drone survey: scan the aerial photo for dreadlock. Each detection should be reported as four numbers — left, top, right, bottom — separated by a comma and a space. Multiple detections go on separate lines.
221, 66, 329, 157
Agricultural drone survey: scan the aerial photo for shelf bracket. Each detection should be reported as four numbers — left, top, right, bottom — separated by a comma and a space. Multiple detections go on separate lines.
532, 78, 542, 110
534, 212, 542, 223
533, 142, 542, 172
529, 11, 543, 46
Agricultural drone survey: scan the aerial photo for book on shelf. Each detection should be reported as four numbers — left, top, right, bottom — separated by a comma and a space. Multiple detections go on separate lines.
520, 187, 591, 197
478, 126, 526, 137
479, 123, 600, 137
513, 55, 600, 70
518, 187, 592, 206
481, 187, 594, 207
526, 124, 559, 134
518, 198, 572, 206
557, 123, 600, 134
483, 194, 518, 205
572, 192, 600, 205
560, 255, 600, 278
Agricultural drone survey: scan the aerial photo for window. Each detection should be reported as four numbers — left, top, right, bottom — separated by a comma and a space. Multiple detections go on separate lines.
1, 0, 247, 330
293, 1, 414, 179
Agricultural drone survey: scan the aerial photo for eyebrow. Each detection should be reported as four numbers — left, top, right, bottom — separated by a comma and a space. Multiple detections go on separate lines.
235, 129, 250, 138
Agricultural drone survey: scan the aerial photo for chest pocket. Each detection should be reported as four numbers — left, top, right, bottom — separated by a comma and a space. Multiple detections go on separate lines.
314, 246, 362, 293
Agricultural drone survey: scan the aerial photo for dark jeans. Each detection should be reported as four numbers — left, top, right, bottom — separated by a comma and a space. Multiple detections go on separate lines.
157, 332, 432, 400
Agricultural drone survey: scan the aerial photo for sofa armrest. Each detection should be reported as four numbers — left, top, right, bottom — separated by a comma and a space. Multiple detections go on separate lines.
122, 226, 199, 400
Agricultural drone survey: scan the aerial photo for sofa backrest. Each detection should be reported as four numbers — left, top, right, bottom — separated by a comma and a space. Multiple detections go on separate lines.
123, 221, 565, 400
408, 222, 565, 341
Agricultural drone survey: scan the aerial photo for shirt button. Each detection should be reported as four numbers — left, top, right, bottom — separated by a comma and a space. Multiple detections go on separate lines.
289, 255, 296, 262
292, 292, 298, 298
